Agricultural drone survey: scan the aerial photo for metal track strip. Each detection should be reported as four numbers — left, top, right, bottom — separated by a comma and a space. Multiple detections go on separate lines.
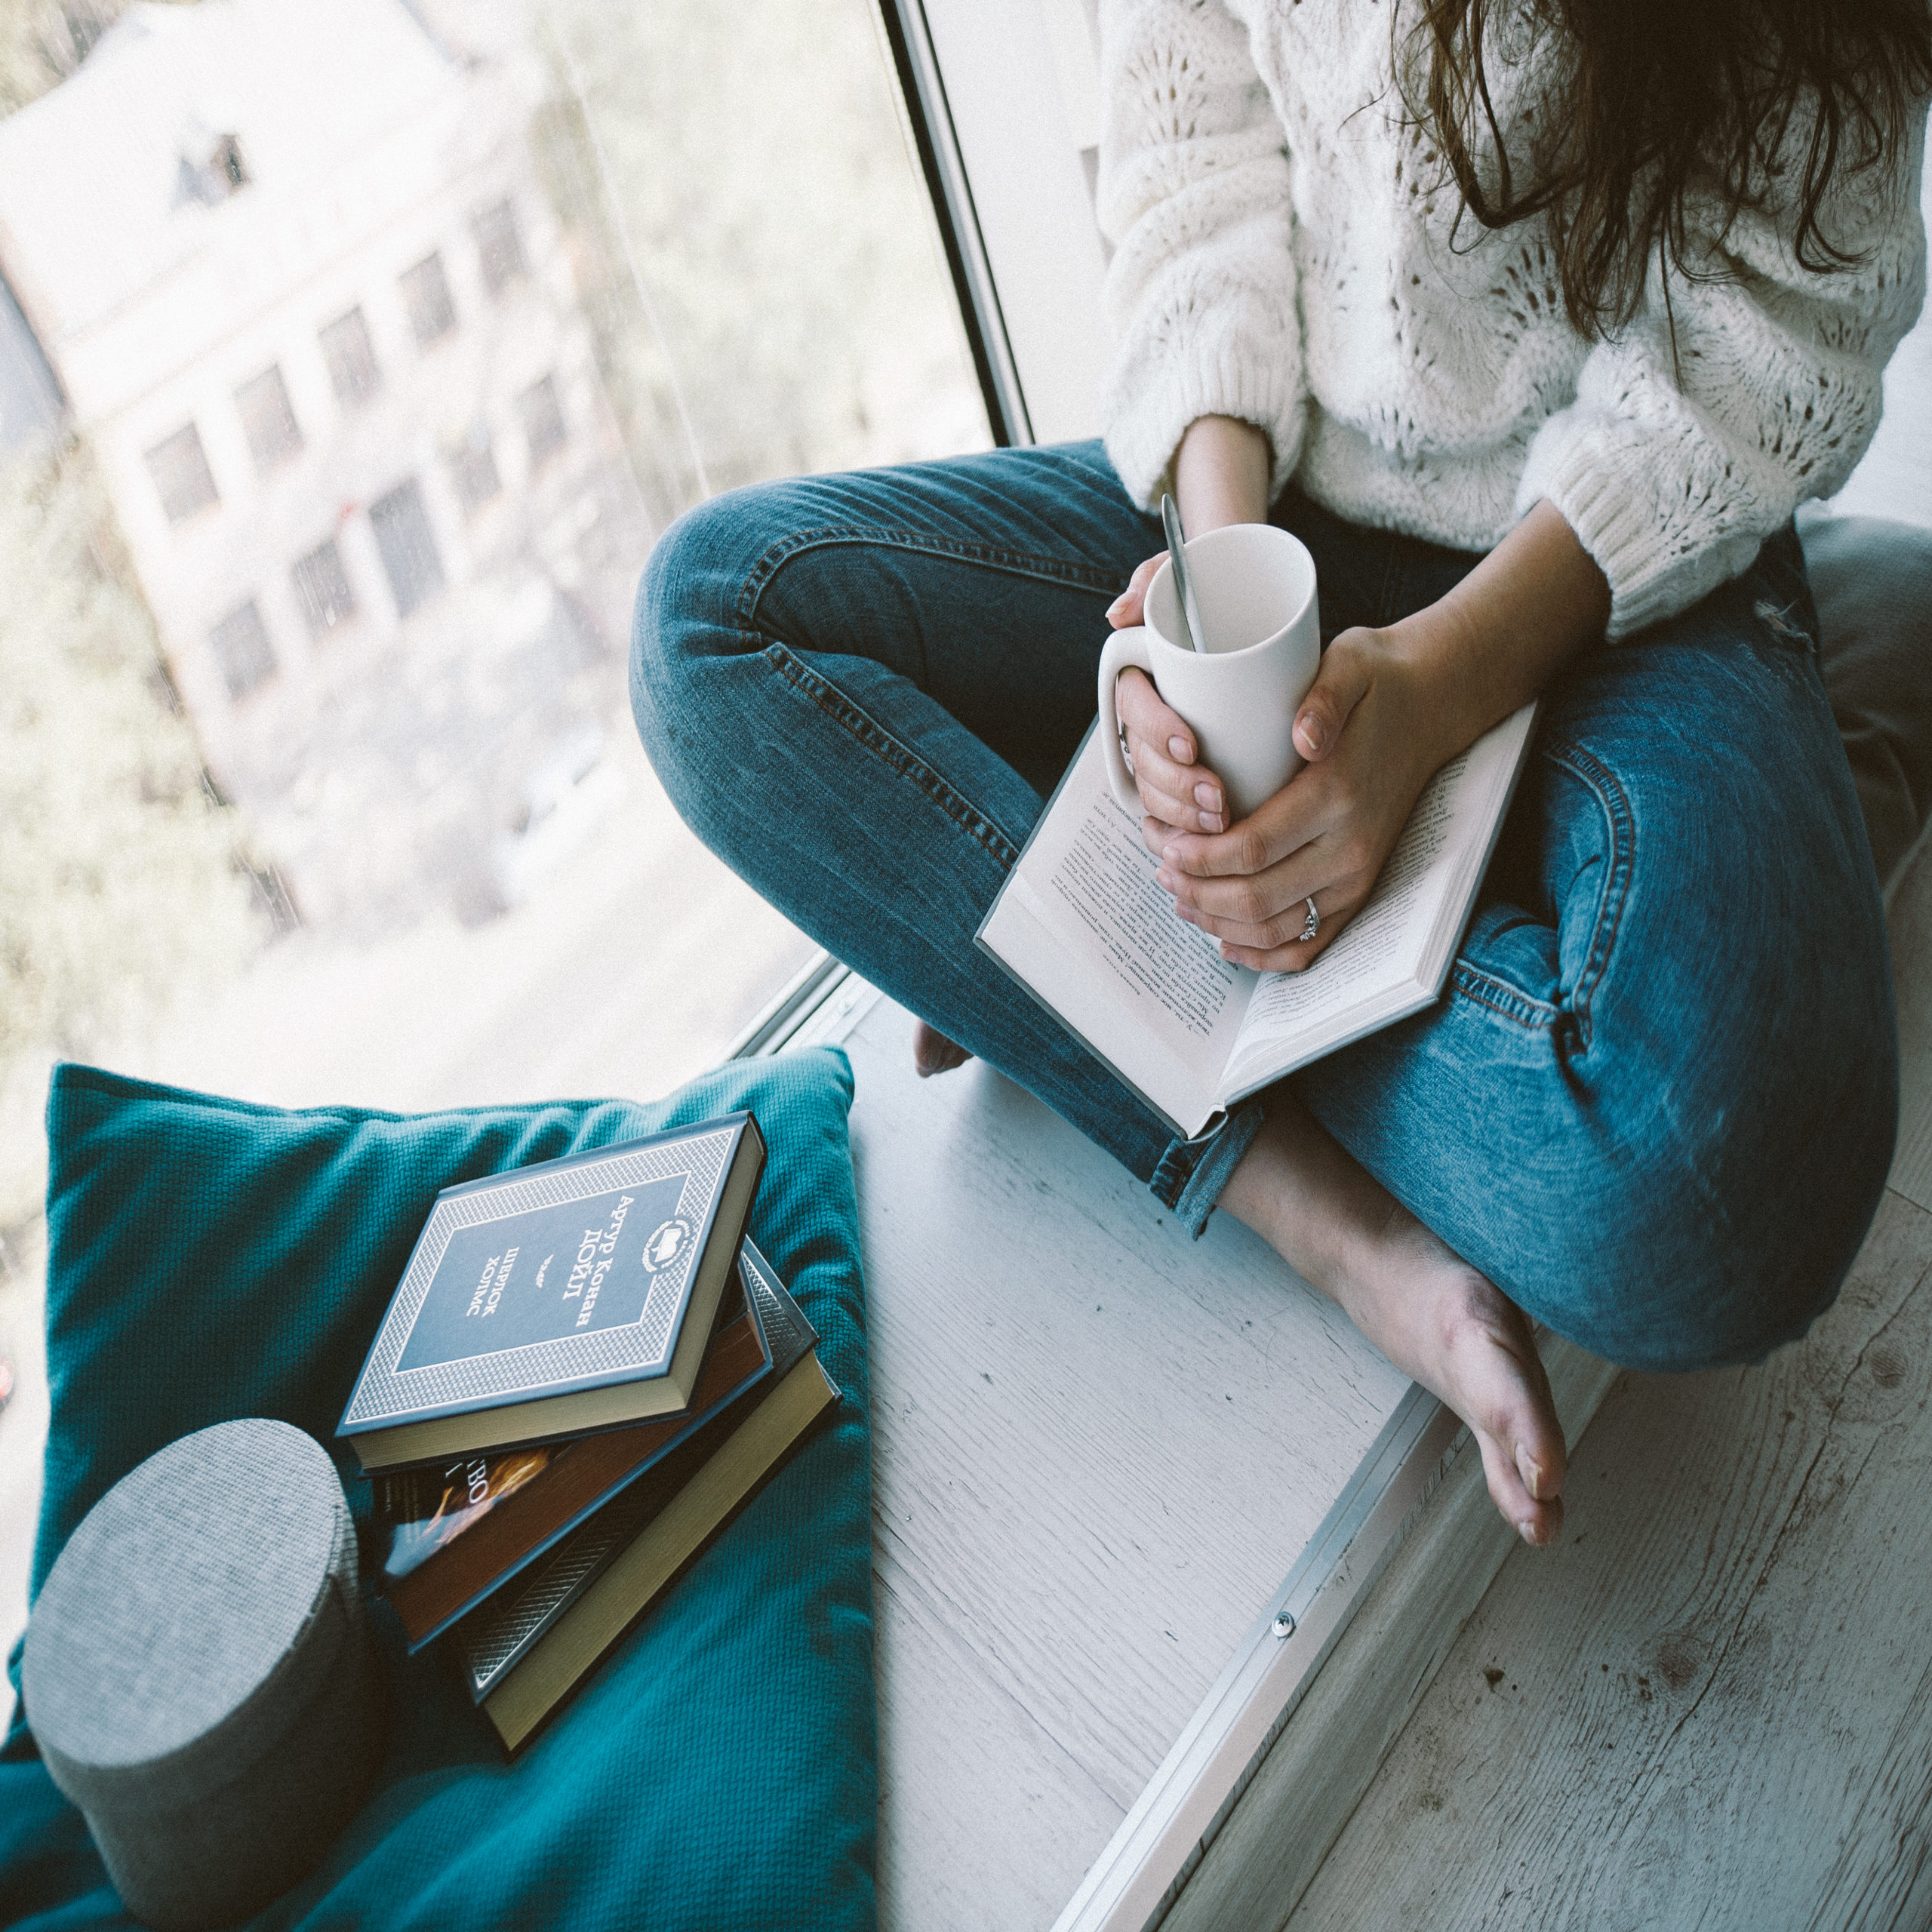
1055, 1387, 1468, 1932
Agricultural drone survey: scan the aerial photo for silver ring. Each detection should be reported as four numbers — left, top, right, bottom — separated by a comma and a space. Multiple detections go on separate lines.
1299, 897, 1320, 943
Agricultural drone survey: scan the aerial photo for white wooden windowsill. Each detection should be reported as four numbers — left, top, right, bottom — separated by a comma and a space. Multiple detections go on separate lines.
739, 961, 1614, 1930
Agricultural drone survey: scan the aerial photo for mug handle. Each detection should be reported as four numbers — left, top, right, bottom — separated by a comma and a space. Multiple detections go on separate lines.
1097, 627, 1158, 814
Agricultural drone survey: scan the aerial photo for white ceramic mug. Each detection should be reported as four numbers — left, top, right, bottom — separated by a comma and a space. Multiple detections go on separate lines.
1097, 523, 1321, 823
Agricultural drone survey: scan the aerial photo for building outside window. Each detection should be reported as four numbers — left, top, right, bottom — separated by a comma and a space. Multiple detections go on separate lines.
318, 307, 381, 408
472, 198, 525, 295
144, 423, 220, 523
291, 538, 357, 636
0, 0, 985, 1686
368, 477, 445, 617
399, 252, 457, 346
518, 374, 565, 467
234, 365, 303, 474
448, 421, 501, 513
209, 599, 276, 699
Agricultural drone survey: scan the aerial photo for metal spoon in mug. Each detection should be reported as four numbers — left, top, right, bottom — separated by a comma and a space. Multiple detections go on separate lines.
1160, 492, 1210, 655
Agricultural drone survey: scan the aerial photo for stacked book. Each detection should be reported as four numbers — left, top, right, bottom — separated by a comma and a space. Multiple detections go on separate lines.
335, 1114, 838, 1752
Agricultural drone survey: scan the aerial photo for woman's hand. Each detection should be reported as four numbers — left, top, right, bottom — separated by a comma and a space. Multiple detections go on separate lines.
1105, 414, 1272, 838
1148, 626, 1452, 970
1107, 494, 1612, 970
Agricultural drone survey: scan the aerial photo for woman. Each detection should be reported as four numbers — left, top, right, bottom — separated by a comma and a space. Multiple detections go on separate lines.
632, 0, 1930, 1543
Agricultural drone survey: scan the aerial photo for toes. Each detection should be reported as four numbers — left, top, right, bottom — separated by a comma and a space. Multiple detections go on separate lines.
912, 1022, 971, 1078
1441, 1293, 1567, 1503
1478, 1428, 1566, 1546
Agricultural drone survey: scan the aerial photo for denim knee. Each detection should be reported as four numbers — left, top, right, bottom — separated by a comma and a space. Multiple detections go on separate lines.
628, 484, 791, 840
1507, 987, 1898, 1376
633, 491, 757, 721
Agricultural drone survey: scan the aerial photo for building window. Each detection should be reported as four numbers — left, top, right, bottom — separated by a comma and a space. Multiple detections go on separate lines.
234, 365, 303, 474
318, 308, 381, 408
144, 423, 220, 524
448, 421, 501, 514
291, 538, 357, 637
209, 599, 276, 699
399, 253, 457, 346
178, 130, 248, 205
518, 374, 566, 467
369, 478, 445, 617
472, 199, 526, 295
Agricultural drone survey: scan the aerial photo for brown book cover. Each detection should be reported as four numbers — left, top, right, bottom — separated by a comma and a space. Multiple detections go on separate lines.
377, 1443, 560, 1584
468, 1348, 841, 1752
386, 1241, 814, 1649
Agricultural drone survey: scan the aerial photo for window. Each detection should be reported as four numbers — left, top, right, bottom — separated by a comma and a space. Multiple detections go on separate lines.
448, 421, 502, 513
518, 374, 566, 466
318, 308, 381, 408
234, 365, 303, 474
291, 538, 357, 636
211, 132, 248, 192
2, 8, 980, 1695
399, 253, 457, 346
209, 599, 276, 698
472, 199, 526, 294
368, 478, 445, 617
178, 130, 249, 204
144, 423, 220, 523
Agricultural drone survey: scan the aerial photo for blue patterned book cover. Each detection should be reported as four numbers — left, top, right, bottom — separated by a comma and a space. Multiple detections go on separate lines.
337, 1114, 761, 1442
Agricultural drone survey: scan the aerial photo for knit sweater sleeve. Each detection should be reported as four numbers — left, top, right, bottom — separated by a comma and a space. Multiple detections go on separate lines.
1515, 106, 1929, 640
1096, 0, 1302, 511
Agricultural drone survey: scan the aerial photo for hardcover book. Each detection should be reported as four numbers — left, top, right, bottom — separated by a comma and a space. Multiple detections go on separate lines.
977, 710, 1536, 1138
385, 1239, 817, 1651
455, 1242, 838, 1753
337, 1113, 766, 1472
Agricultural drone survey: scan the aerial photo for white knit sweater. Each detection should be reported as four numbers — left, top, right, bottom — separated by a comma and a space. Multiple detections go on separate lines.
1097, 0, 1929, 637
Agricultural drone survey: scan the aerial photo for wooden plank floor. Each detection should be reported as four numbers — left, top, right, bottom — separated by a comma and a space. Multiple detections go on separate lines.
805, 989, 1409, 1931
1275, 839, 1932, 1932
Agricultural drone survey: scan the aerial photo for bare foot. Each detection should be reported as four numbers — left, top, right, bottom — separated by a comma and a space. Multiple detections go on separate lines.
1220, 1097, 1567, 1545
912, 1020, 973, 1078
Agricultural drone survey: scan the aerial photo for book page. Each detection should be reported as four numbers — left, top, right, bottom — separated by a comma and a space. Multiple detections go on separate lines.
1216, 749, 1469, 1100
980, 730, 1252, 1134
1032, 785, 1245, 1044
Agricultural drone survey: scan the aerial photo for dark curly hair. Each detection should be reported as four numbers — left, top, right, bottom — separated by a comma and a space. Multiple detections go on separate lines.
1400, 0, 1932, 336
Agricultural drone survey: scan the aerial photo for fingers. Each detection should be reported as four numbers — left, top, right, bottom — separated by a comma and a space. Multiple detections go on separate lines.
1294, 631, 1374, 761
1115, 668, 1227, 833
1106, 554, 1163, 629
1168, 879, 1364, 974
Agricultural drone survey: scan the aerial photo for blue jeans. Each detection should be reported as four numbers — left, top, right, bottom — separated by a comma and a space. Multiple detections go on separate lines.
630, 441, 1897, 1374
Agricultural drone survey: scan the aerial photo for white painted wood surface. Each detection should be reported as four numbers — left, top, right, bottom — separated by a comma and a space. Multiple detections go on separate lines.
916, 0, 1109, 443
1282, 1180, 1932, 1932
1229, 843, 1932, 1932
1162, 1333, 1617, 1932
800, 989, 1407, 1931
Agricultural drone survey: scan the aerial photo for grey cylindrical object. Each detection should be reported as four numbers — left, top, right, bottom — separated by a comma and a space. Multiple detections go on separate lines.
23, 1419, 386, 1932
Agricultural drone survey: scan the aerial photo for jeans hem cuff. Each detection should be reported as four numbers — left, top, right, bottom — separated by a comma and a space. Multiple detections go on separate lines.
1150, 1099, 1266, 1238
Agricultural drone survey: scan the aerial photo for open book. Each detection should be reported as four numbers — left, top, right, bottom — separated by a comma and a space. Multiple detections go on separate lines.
977, 706, 1536, 1138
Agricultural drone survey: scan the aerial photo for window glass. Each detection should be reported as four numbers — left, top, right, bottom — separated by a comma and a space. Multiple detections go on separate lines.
291, 538, 357, 636
143, 423, 219, 522
399, 252, 458, 346
0, 0, 986, 1710
518, 373, 566, 467
209, 599, 276, 699
234, 365, 303, 474
368, 477, 445, 616
448, 421, 502, 513
318, 308, 382, 409
472, 198, 526, 294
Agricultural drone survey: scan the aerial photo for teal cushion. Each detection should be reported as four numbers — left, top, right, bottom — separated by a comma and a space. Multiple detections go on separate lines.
1, 1051, 875, 1931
